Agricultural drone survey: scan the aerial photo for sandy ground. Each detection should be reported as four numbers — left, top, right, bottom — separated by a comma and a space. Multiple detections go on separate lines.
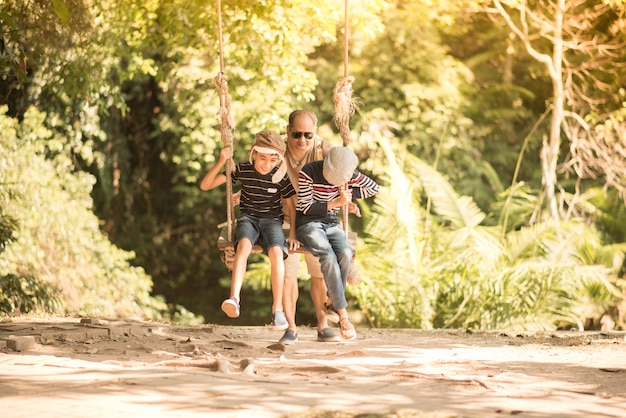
1, 317, 625, 418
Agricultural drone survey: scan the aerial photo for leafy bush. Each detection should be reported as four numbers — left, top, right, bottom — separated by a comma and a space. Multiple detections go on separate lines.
0, 274, 62, 315
0, 106, 202, 323
353, 135, 625, 331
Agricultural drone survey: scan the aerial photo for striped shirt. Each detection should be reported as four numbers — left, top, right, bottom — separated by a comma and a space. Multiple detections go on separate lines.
232, 162, 296, 221
296, 160, 379, 228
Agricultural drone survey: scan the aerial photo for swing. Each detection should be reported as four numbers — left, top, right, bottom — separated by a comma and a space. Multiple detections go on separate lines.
213, 0, 360, 275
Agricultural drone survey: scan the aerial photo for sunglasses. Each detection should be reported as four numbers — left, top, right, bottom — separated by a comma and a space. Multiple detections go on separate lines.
291, 131, 314, 140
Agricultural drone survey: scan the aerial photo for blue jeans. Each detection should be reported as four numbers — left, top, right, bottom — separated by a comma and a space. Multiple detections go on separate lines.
296, 221, 352, 310
235, 214, 288, 259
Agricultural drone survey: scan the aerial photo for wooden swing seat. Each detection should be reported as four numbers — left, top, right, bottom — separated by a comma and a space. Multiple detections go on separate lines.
217, 226, 357, 255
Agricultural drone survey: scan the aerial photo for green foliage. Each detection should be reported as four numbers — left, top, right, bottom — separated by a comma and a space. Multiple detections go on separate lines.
1, 0, 625, 329
353, 135, 625, 331
443, 10, 547, 200
587, 187, 626, 244
0, 0, 92, 83
337, 1, 503, 213
0, 208, 16, 254
0, 274, 62, 315
0, 105, 201, 323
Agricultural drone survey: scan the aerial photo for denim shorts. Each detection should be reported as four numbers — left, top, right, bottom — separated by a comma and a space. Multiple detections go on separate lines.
235, 214, 288, 259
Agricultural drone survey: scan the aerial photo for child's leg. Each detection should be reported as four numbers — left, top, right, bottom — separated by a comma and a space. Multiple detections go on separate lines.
296, 222, 345, 310
258, 218, 288, 313
304, 253, 338, 331
221, 238, 253, 318
267, 245, 285, 314
258, 218, 289, 329
230, 238, 253, 301
229, 214, 260, 305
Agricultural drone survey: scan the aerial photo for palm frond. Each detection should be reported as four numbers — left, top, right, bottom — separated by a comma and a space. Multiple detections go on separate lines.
446, 225, 503, 270
368, 138, 427, 269
492, 182, 538, 232
504, 221, 555, 262
410, 158, 485, 229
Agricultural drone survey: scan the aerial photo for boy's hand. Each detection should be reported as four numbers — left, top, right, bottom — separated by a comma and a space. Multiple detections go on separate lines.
337, 185, 353, 206
346, 202, 361, 217
232, 191, 241, 206
286, 236, 300, 251
220, 147, 233, 162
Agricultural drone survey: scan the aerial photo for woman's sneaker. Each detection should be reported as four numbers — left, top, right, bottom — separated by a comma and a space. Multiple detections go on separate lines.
221, 298, 240, 318
272, 311, 288, 330
339, 317, 357, 340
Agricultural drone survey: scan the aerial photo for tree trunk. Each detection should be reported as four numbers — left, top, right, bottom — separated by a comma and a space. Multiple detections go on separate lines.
541, 0, 566, 223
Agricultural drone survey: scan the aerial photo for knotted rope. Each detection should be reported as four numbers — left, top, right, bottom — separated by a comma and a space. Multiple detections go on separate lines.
332, 0, 360, 285
214, 0, 235, 269
333, 75, 357, 147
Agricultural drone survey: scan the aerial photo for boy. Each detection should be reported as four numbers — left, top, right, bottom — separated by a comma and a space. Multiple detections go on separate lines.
296, 146, 379, 340
201, 130, 300, 329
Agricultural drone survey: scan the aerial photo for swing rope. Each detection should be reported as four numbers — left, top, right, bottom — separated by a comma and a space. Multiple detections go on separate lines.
332, 0, 358, 230
214, 0, 236, 268
332, 0, 361, 285
213, 0, 361, 278
332, 0, 357, 148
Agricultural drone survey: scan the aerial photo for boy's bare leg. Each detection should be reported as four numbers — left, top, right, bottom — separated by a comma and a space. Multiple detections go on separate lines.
267, 246, 288, 330
267, 246, 285, 314
221, 239, 253, 318
230, 239, 253, 302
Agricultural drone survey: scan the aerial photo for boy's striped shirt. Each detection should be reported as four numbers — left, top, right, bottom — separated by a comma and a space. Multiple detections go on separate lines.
232, 162, 296, 220
296, 160, 379, 228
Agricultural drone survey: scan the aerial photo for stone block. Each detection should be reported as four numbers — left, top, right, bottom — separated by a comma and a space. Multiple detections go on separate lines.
4, 335, 35, 351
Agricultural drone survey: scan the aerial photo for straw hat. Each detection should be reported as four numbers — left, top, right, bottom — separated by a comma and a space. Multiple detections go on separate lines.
249, 130, 287, 183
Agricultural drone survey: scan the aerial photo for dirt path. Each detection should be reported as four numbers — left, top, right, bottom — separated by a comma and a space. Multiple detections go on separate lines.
1, 318, 625, 417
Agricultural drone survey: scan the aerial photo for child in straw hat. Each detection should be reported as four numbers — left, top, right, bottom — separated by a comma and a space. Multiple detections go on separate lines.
201, 130, 299, 330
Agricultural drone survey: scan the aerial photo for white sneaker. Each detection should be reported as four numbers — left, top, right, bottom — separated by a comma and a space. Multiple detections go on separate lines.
221, 298, 240, 318
272, 311, 288, 330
